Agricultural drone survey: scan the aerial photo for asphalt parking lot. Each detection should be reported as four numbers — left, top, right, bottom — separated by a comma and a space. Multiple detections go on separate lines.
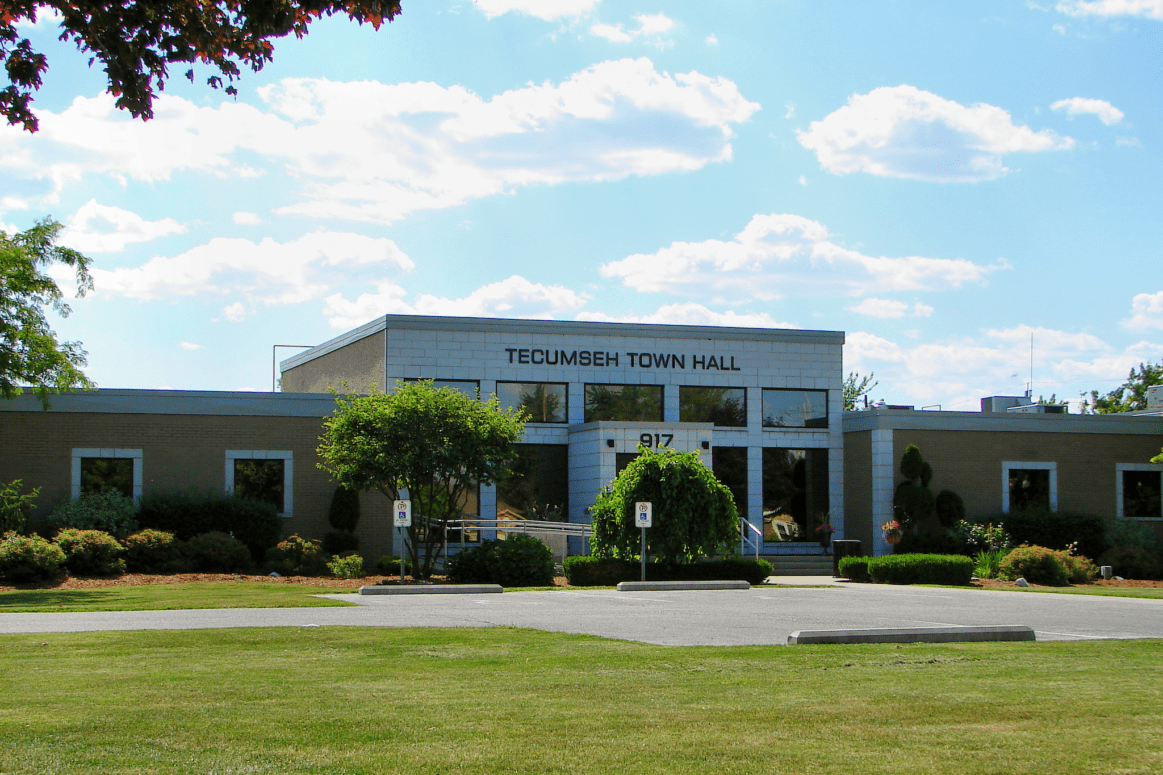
2, 582, 1161, 645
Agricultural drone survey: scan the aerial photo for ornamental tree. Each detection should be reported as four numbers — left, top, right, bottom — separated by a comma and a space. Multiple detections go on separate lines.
1, 218, 94, 407
317, 381, 525, 578
1082, 361, 1163, 414
590, 446, 738, 565
1, 0, 402, 132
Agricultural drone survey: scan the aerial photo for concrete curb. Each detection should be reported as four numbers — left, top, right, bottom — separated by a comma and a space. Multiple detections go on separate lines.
787, 625, 1036, 645
616, 580, 751, 592
359, 584, 503, 595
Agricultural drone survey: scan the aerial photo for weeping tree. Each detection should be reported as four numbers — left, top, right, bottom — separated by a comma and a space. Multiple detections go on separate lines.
590, 446, 738, 565
318, 382, 525, 578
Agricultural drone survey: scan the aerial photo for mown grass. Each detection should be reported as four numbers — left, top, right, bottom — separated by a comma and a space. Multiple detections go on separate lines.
0, 582, 356, 612
977, 584, 1163, 600
0, 628, 1160, 774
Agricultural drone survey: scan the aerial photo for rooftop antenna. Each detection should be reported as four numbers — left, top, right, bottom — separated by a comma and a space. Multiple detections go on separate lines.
1026, 332, 1033, 399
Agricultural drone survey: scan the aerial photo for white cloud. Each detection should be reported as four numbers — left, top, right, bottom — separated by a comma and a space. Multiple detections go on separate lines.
233, 211, 263, 225
784, 103, 796, 119
846, 298, 932, 319
1124, 290, 1163, 330
179, 341, 204, 350
705, 34, 718, 45
797, 175, 808, 186
590, 14, 676, 46
90, 231, 413, 322
1051, 97, 1124, 125
797, 85, 1072, 182
2, 61, 757, 225
577, 302, 797, 329
1056, 1, 1163, 20
59, 200, 185, 253
1117, 136, 1143, 147
600, 213, 1005, 302
322, 275, 587, 329
472, 0, 598, 20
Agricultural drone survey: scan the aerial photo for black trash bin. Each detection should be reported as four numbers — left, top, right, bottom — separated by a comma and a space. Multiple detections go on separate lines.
832, 540, 862, 578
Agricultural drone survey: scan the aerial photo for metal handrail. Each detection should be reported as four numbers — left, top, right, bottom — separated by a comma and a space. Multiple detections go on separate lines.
740, 519, 762, 560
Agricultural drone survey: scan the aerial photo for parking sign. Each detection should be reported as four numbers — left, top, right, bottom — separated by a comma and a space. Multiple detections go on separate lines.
635, 502, 652, 528
394, 499, 412, 527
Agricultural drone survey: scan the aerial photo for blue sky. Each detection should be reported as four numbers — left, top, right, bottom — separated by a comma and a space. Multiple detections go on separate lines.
3, 0, 1161, 410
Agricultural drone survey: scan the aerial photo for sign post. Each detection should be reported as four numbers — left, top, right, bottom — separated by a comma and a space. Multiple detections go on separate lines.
394, 499, 412, 585
635, 502, 652, 582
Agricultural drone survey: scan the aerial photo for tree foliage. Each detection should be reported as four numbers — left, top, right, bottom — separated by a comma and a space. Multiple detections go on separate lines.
1082, 361, 1162, 414
590, 446, 738, 565
842, 371, 877, 411
317, 381, 525, 578
1, 0, 402, 132
0, 479, 38, 534
1, 218, 94, 407
893, 444, 936, 529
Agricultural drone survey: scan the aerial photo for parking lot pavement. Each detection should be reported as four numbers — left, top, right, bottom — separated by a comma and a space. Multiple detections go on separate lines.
3, 583, 1162, 646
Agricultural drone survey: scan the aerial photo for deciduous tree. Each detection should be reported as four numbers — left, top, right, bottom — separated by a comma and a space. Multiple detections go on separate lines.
1082, 361, 1163, 414
842, 371, 877, 411
1, 0, 402, 132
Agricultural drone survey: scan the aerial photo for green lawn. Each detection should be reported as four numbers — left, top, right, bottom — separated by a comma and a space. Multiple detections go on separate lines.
0, 628, 1160, 774
0, 582, 356, 612
976, 584, 1163, 600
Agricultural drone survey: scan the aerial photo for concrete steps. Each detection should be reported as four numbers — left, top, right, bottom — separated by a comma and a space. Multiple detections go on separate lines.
760, 554, 834, 576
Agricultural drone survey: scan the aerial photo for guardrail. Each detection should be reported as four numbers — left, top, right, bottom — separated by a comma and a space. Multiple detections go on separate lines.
740, 519, 762, 560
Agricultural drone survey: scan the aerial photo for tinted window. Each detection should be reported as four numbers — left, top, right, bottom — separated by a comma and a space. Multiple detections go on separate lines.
584, 384, 663, 422
1123, 470, 1162, 518
762, 448, 829, 542
1009, 469, 1051, 511
713, 447, 748, 513
80, 458, 134, 499
234, 459, 285, 513
680, 386, 747, 427
762, 389, 828, 429
496, 382, 568, 423
497, 444, 570, 521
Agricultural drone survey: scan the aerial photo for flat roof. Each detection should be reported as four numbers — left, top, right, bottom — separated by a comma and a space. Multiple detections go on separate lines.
281, 313, 845, 371
0, 389, 338, 417
841, 406, 1163, 435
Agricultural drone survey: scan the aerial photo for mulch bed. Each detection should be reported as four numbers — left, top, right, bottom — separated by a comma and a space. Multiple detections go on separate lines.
974, 578, 1163, 589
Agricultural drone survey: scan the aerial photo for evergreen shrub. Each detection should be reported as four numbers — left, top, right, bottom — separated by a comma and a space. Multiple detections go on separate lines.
185, 532, 255, 573
123, 529, 188, 574
561, 556, 774, 585
377, 555, 410, 576
993, 509, 1107, 560
868, 553, 974, 585
893, 530, 968, 556
327, 485, 361, 533
265, 535, 329, 576
448, 534, 555, 587
327, 552, 364, 579
46, 492, 138, 539
322, 530, 360, 555
934, 490, 966, 529
998, 545, 1070, 586
137, 491, 279, 561
53, 528, 126, 576
562, 556, 635, 586
838, 556, 871, 582
0, 531, 66, 582
1097, 546, 1161, 580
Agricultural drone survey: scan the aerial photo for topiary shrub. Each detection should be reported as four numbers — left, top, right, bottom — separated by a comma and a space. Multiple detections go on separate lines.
137, 491, 280, 562
562, 556, 636, 586
265, 534, 329, 576
487, 534, 555, 587
868, 554, 974, 585
327, 485, 361, 533
998, 545, 1070, 586
326, 552, 364, 579
994, 509, 1107, 561
322, 530, 360, 555
46, 492, 138, 539
838, 556, 871, 582
935, 490, 966, 529
1098, 546, 1162, 580
53, 528, 126, 577
185, 531, 255, 573
0, 531, 66, 583
123, 529, 189, 574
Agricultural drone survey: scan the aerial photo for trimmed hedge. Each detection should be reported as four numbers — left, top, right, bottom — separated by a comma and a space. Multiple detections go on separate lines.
185, 531, 255, 573
53, 528, 126, 577
123, 529, 189, 574
562, 556, 774, 586
838, 556, 871, 583
868, 553, 974, 586
137, 491, 280, 562
893, 530, 970, 557
0, 531, 66, 583
447, 534, 555, 587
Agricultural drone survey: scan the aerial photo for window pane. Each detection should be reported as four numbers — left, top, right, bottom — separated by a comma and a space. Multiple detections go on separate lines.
80, 458, 133, 498
1009, 469, 1050, 511
680, 386, 747, 427
234, 459, 285, 513
713, 447, 748, 514
584, 384, 663, 422
762, 389, 828, 429
403, 378, 479, 397
1124, 470, 1162, 518
497, 445, 570, 521
762, 448, 829, 542
615, 452, 639, 477
496, 382, 567, 423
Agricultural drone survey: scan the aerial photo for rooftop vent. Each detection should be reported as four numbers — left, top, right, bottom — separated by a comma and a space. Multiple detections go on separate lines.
981, 395, 1033, 413
1149, 384, 1163, 410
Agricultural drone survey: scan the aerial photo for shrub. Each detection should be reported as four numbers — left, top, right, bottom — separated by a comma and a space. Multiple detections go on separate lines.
327, 552, 364, 579
123, 529, 189, 574
562, 556, 635, 586
838, 556, 871, 582
446, 542, 492, 583
999, 545, 1070, 586
994, 509, 1107, 561
265, 535, 329, 576
973, 548, 1010, 580
934, 490, 966, 529
327, 485, 361, 533
0, 531, 67, 582
868, 554, 974, 586
137, 491, 280, 562
0, 479, 39, 534
1062, 553, 1098, 584
184, 531, 255, 573
378, 555, 410, 576
322, 530, 360, 555
893, 530, 968, 556
46, 492, 138, 539
1104, 518, 1162, 555
711, 557, 774, 585
53, 528, 126, 576
487, 534, 556, 587
1098, 546, 1162, 580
